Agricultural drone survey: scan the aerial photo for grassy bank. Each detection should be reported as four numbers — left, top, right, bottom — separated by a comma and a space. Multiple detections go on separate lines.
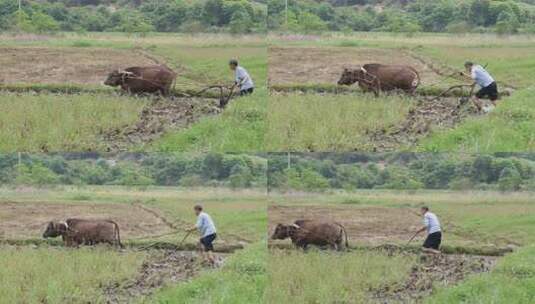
267, 249, 414, 303
0, 246, 144, 303
0, 92, 146, 151
266, 93, 414, 151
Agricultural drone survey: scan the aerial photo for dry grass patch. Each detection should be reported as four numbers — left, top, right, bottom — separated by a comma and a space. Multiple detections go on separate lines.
0, 47, 156, 85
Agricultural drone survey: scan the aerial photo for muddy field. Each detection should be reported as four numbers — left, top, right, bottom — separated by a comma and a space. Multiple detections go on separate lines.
268, 205, 432, 245
101, 97, 222, 151
369, 247, 498, 303
0, 47, 157, 84
0, 201, 174, 240
104, 249, 226, 303
268, 47, 444, 86
369, 96, 479, 151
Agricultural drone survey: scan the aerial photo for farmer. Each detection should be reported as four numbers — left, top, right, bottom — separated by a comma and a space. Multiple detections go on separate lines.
461, 61, 499, 111
411, 206, 442, 254
186, 205, 217, 265
229, 59, 254, 96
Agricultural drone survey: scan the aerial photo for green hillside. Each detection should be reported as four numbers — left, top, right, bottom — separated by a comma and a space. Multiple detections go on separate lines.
0, 0, 267, 33
268, 0, 535, 33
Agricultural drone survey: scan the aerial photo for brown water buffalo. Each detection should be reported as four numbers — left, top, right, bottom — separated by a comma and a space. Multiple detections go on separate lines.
337, 63, 420, 95
104, 65, 177, 95
271, 220, 348, 251
42, 218, 123, 248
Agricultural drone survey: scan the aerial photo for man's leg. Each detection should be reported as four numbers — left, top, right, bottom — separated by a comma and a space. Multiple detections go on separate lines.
422, 247, 441, 254
472, 86, 488, 111
199, 237, 209, 263
207, 250, 215, 264
422, 232, 441, 254
206, 235, 216, 265
471, 96, 483, 111
240, 88, 253, 96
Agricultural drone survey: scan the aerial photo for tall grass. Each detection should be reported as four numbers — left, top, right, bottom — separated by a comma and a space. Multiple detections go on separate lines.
420, 88, 535, 152
267, 249, 415, 303
0, 246, 144, 303
152, 241, 267, 304
0, 93, 146, 151
427, 246, 535, 304
266, 93, 415, 151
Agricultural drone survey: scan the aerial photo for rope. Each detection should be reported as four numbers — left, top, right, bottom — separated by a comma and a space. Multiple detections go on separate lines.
191, 84, 237, 108
418, 84, 476, 103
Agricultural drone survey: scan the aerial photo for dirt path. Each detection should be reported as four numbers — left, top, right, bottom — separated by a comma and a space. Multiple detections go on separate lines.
103, 249, 225, 303
369, 248, 497, 303
101, 97, 221, 151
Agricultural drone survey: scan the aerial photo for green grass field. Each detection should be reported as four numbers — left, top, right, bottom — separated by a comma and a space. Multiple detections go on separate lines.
268, 249, 414, 303
266, 93, 415, 151
0, 185, 267, 303
268, 190, 535, 303
0, 246, 144, 303
0, 92, 147, 151
266, 33, 535, 152
0, 33, 266, 152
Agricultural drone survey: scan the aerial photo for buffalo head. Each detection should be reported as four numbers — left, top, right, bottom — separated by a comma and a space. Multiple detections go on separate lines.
104, 70, 134, 87
42, 221, 67, 238
271, 224, 299, 240
337, 67, 364, 86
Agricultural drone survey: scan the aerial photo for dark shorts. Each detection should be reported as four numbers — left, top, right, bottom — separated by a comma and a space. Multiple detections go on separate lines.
200, 233, 217, 252
476, 82, 498, 101
423, 231, 442, 250
240, 88, 254, 96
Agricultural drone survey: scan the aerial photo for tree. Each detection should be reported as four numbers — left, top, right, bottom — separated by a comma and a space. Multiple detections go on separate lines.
495, 10, 520, 34
229, 8, 252, 33
203, 0, 225, 26
10, 10, 34, 32
114, 10, 155, 36
498, 167, 522, 191
13, 163, 59, 186
229, 163, 253, 188
31, 11, 60, 33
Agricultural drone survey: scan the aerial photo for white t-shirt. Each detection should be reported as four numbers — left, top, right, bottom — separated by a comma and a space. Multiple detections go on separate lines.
235, 66, 254, 91
196, 212, 216, 238
471, 65, 494, 88
423, 212, 441, 234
